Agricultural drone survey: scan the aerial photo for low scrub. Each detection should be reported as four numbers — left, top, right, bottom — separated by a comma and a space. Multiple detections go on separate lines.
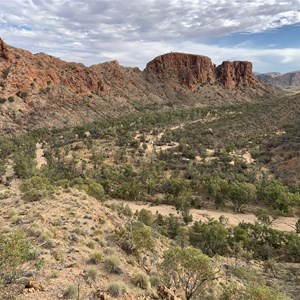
108, 280, 127, 297
20, 176, 54, 201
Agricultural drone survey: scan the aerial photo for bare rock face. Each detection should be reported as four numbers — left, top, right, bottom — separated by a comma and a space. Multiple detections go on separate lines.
144, 53, 261, 90
0, 39, 13, 61
217, 61, 260, 89
144, 52, 216, 90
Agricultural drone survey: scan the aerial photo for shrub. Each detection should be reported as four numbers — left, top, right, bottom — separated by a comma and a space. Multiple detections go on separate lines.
229, 266, 264, 284
138, 209, 153, 226
104, 247, 115, 255
132, 270, 150, 289
86, 268, 97, 282
0, 231, 33, 283
245, 284, 292, 300
110, 202, 133, 217
16, 90, 28, 99
161, 246, 217, 300
2, 67, 10, 79
89, 252, 104, 264
63, 284, 78, 299
108, 280, 127, 297
70, 178, 104, 201
20, 176, 54, 201
131, 222, 156, 252
85, 179, 105, 201
150, 273, 161, 288
14, 155, 36, 179
104, 255, 121, 273
86, 241, 95, 249
189, 219, 230, 256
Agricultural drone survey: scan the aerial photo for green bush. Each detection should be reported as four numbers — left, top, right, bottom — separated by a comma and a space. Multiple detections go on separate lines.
2, 67, 10, 79
0, 231, 33, 283
20, 176, 54, 201
150, 273, 161, 288
70, 178, 104, 201
13, 153, 37, 179
108, 280, 127, 297
86, 268, 97, 282
245, 285, 292, 300
104, 255, 121, 273
132, 270, 150, 289
89, 252, 104, 264
229, 266, 264, 284
63, 284, 78, 299
189, 219, 230, 256
138, 209, 153, 226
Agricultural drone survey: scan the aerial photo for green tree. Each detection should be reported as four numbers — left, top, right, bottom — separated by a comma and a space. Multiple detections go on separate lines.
118, 222, 156, 255
14, 152, 37, 179
189, 219, 230, 256
203, 177, 228, 208
255, 208, 277, 227
131, 222, 156, 252
257, 180, 295, 213
228, 182, 257, 213
161, 246, 218, 300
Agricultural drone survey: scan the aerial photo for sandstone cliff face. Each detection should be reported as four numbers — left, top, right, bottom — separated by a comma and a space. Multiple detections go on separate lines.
0, 40, 109, 102
144, 52, 216, 90
145, 53, 261, 90
217, 61, 260, 89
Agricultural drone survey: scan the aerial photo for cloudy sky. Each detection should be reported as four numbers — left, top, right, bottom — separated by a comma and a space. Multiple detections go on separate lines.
1, 0, 300, 72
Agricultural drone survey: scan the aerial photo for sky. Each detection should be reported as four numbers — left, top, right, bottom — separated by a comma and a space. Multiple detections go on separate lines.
0, 0, 300, 73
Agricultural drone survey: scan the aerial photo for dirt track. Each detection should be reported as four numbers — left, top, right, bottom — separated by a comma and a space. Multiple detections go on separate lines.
107, 199, 297, 232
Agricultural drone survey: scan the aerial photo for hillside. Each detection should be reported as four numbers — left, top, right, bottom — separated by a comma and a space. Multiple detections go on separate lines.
0, 39, 280, 136
1, 91, 300, 299
0, 40, 299, 300
257, 71, 300, 87
257, 71, 300, 94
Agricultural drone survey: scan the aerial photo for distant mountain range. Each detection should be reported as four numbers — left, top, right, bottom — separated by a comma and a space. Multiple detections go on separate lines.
256, 71, 300, 87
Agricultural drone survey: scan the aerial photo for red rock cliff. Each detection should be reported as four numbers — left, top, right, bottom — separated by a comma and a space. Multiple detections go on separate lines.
217, 61, 260, 89
144, 52, 216, 90
144, 53, 261, 90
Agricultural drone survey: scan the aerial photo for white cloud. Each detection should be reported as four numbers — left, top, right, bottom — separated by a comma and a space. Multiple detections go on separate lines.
0, 0, 299, 72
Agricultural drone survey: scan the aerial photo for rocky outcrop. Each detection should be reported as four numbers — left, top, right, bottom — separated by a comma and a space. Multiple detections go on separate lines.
144, 52, 216, 90
0, 39, 13, 61
157, 285, 180, 300
217, 61, 260, 89
145, 53, 261, 90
